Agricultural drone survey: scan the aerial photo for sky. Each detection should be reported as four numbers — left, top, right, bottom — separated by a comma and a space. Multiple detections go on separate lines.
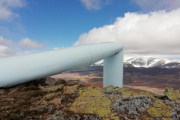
0, 0, 180, 59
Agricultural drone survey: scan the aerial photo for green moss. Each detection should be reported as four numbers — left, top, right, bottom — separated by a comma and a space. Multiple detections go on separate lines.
115, 87, 130, 92
110, 113, 120, 120
103, 85, 114, 90
147, 107, 163, 117
114, 87, 135, 98
153, 99, 166, 107
114, 87, 155, 100
63, 85, 79, 94
164, 88, 180, 103
70, 86, 111, 118
108, 94, 119, 102
41, 84, 64, 92
147, 99, 172, 118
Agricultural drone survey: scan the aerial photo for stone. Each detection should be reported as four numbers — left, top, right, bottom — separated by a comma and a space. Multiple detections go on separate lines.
69, 86, 111, 118
49, 98, 61, 106
43, 93, 56, 101
63, 85, 78, 94
40, 84, 64, 92
147, 99, 172, 118
164, 88, 180, 103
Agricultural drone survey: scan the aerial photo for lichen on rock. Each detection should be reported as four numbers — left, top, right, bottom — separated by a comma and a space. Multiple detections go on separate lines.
146, 99, 172, 118
103, 85, 114, 90
63, 84, 79, 94
164, 88, 180, 103
113, 96, 153, 115
115, 87, 133, 98
69, 86, 112, 118
40, 84, 64, 92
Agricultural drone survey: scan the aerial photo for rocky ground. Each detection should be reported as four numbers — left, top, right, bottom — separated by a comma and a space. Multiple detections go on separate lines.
0, 77, 180, 120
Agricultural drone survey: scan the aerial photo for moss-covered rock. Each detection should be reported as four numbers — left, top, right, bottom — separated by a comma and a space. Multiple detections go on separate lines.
164, 88, 180, 103
63, 85, 79, 94
115, 87, 133, 98
110, 113, 120, 120
147, 99, 172, 118
107, 94, 119, 103
49, 98, 61, 106
42, 93, 56, 101
40, 84, 64, 92
69, 86, 112, 118
104, 85, 114, 90
147, 107, 163, 117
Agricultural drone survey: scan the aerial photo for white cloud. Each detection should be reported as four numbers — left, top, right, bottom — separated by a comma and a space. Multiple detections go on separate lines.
0, 45, 29, 57
75, 8, 180, 58
0, 36, 44, 57
0, 0, 25, 20
0, 36, 14, 46
133, 0, 180, 12
0, 45, 17, 57
0, 36, 43, 49
18, 38, 44, 49
80, 0, 111, 10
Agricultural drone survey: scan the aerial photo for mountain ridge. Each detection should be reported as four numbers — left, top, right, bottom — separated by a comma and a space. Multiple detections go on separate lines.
92, 57, 180, 68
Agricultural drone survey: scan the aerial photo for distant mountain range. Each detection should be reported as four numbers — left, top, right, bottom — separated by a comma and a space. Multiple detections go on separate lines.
92, 57, 180, 68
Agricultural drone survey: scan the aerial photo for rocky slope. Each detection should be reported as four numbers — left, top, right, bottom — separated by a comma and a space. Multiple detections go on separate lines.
1, 77, 180, 120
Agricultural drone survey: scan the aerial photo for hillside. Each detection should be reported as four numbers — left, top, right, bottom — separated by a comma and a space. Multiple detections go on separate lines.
1, 77, 180, 120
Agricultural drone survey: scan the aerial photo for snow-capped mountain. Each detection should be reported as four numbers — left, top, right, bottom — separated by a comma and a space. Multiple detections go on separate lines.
126, 57, 180, 68
92, 57, 180, 68
91, 60, 104, 66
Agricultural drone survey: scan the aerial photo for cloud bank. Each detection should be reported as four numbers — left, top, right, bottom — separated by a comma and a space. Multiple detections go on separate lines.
75, 8, 180, 58
133, 0, 180, 12
0, 0, 25, 20
80, 0, 111, 10
0, 36, 44, 57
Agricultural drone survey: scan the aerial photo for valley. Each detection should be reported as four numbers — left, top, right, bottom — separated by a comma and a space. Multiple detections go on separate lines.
51, 66, 180, 95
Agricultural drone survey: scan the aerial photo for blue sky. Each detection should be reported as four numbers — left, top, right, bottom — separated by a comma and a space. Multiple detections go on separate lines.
1, 0, 139, 48
0, 0, 180, 59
